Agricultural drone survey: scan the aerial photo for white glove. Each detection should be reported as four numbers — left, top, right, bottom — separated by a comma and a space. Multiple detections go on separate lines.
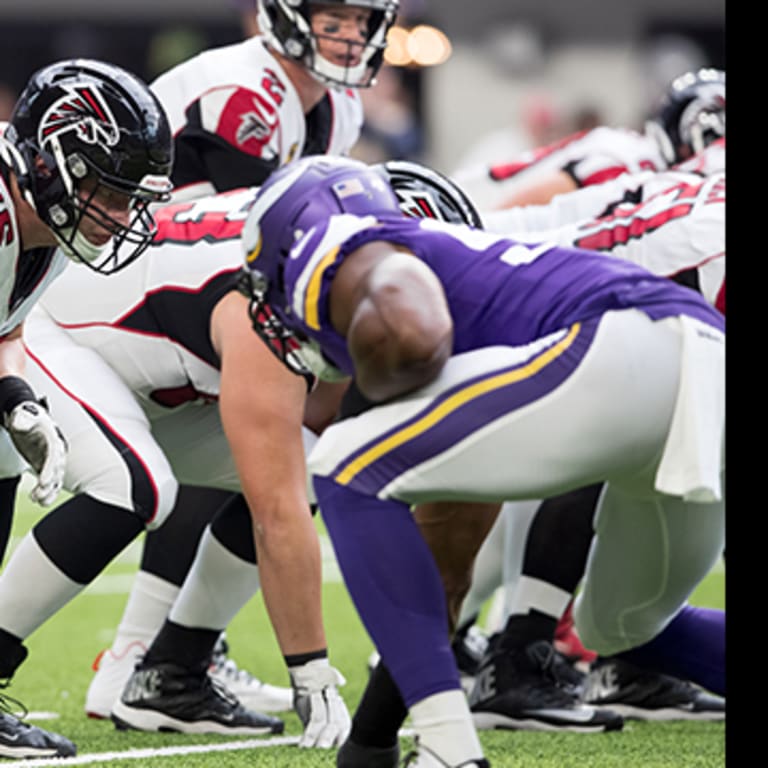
289, 658, 351, 748
4, 400, 68, 506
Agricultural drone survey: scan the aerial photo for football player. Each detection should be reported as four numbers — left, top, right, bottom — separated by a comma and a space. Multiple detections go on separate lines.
452, 68, 725, 210
340, 154, 727, 762
76, 161, 484, 743
153, 0, 398, 201
0, 186, 353, 753
0, 58, 172, 759
85, 0, 401, 719
240, 154, 725, 767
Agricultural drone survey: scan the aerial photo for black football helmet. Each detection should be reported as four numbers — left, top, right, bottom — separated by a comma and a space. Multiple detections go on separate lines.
6, 58, 173, 273
257, 0, 399, 88
376, 159, 484, 228
645, 68, 725, 166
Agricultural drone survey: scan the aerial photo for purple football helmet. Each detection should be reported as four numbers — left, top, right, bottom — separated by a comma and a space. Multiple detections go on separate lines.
241, 155, 400, 376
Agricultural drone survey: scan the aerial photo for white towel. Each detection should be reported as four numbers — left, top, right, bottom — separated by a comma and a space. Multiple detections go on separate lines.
654, 315, 725, 502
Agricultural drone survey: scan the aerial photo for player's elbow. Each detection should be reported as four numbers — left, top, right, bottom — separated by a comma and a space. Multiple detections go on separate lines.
354, 323, 453, 402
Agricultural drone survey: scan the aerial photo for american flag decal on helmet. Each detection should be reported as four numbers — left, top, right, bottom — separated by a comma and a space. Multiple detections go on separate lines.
38, 83, 120, 150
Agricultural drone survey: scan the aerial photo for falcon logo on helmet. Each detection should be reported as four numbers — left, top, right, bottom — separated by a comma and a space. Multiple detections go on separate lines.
394, 188, 447, 221
376, 159, 485, 229
39, 84, 120, 151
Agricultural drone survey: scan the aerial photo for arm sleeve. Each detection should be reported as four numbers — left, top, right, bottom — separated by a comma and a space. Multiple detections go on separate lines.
172, 127, 280, 192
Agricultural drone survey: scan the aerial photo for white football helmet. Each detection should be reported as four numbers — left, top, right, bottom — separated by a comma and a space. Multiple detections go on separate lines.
257, 0, 399, 88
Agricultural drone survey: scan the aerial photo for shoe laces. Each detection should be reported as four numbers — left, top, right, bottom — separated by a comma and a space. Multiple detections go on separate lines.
526, 640, 578, 687
0, 681, 28, 722
206, 673, 241, 709
210, 636, 263, 688
528, 640, 557, 672
210, 655, 260, 686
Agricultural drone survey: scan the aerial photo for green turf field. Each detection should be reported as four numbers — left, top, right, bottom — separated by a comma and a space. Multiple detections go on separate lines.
3, 491, 725, 767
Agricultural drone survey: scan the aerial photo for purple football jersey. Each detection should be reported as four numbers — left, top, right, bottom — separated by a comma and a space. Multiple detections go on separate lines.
283, 214, 723, 374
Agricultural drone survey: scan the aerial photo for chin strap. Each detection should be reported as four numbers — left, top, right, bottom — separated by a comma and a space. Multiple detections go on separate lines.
54, 225, 110, 265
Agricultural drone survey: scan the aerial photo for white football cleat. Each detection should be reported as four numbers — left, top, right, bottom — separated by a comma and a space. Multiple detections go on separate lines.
402, 741, 490, 768
86, 634, 293, 718
209, 651, 293, 713
209, 634, 293, 713
85, 641, 148, 719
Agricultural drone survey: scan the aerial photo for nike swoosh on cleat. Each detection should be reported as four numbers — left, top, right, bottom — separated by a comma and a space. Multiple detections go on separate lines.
524, 707, 603, 722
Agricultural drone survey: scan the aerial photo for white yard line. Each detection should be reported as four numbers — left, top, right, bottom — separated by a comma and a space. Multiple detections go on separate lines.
0, 735, 301, 767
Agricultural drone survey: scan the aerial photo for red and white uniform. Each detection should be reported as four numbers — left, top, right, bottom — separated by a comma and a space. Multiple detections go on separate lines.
674, 137, 725, 176
483, 167, 726, 314
452, 126, 667, 211
151, 37, 364, 200
22, 188, 315, 527
1, 137, 69, 477
0, 140, 68, 339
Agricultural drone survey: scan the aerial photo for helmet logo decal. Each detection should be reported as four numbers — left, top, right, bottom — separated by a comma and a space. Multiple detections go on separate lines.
394, 189, 444, 220
39, 83, 120, 151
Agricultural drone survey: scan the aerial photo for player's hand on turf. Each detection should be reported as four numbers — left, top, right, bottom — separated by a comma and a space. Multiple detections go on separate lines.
4, 399, 68, 506
289, 658, 351, 748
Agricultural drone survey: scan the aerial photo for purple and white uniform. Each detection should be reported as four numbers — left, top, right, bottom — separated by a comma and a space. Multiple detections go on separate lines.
279, 213, 725, 706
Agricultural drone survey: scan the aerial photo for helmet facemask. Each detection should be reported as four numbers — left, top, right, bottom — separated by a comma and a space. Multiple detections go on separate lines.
645, 68, 725, 166
238, 264, 315, 380
24, 136, 170, 273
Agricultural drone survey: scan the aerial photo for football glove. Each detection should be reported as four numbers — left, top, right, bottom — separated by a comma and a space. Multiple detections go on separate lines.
289, 658, 351, 748
4, 399, 68, 506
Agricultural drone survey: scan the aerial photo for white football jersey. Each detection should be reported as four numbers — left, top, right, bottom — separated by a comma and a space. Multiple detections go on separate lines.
37, 188, 259, 413
152, 36, 364, 199
673, 137, 725, 176
0, 148, 68, 338
453, 126, 667, 211
484, 169, 725, 313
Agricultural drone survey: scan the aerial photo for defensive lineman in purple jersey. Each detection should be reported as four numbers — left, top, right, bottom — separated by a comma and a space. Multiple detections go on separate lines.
242, 156, 725, 767
290, 215, 720, 370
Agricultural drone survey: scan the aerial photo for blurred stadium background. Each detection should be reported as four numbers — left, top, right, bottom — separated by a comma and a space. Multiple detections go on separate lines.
0, 0, 724, 175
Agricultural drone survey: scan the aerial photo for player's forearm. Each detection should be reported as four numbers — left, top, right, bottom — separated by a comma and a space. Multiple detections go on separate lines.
0, 328, 27, 379
252, 503, 327, 656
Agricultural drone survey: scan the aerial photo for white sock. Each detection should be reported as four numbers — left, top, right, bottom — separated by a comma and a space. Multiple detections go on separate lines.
409, 689, 484, 765
169, 526, 260, 629
505, 574, 571, 621
109, 569, 180, 653
0, 533, 82, 638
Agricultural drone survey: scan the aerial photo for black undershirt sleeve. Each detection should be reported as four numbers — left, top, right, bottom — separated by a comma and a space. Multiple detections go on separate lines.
171, 127, 279, 192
